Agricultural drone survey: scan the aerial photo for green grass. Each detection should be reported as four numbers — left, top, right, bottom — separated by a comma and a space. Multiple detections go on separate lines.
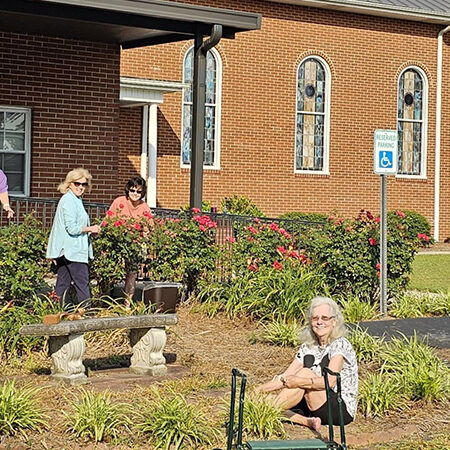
409, 254, 450, 292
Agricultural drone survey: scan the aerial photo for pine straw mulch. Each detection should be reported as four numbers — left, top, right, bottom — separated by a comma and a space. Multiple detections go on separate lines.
1, 303, 449, 449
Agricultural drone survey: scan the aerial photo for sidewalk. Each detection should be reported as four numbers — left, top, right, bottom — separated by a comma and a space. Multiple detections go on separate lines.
418, 241, 450, 254
356, 316, 450, 348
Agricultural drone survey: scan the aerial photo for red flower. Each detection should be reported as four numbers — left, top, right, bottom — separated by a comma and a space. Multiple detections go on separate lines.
225, 236, 236, 243
276, 246, 286, 254
366, 211, 374, 220
375, 217, 380, 223
114, 220, 124, 227
248, 262, 259, 272
119, 203, 124, 209
273, 261, 283, 270
254, 217, 260, 224
143, 210, 153, 218
199, 225, 206, 232
134, 223, 141, 230
376, 271, 381, 278
101, 221, 108, 227
369, 238, 378, 246
247, 226, 258, 234
191, 207, 201, 214
106, 210, 113, 216
376, 263, 381, 269
396, 210, 406, 218
269, 222, 279, 231
417, 233, 430, 242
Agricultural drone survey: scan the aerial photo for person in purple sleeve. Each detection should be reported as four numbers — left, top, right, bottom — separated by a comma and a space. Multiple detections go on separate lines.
0, 170, 15, 219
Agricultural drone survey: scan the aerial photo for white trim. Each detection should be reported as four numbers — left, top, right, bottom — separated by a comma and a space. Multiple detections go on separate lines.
147, 103, 158, 208
180, 46, 223, 170
267, 1, 450, 25
141, 104, 149, 180
395, 66, 428, 179
294, 55, 331, 175
0, 105, 31, 197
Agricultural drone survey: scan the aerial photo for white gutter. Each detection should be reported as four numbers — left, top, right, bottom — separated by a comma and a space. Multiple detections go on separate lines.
434, 25, 450, 242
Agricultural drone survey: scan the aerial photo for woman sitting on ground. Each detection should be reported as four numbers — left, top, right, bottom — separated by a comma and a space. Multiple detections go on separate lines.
108, 176, 153, 300
257, 296, 358, 431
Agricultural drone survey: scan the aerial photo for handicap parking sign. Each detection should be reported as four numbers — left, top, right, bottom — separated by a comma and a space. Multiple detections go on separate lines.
374, 130, 397, 175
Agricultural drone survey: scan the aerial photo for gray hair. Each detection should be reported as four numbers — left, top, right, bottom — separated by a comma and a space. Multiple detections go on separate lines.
299, 296, 347, 345
57, 168, 93, 194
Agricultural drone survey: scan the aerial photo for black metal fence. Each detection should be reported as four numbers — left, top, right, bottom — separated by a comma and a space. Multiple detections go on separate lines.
3, 196, 325, 246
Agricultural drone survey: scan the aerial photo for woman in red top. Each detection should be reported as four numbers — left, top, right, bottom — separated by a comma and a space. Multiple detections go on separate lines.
108, 177, 153, 299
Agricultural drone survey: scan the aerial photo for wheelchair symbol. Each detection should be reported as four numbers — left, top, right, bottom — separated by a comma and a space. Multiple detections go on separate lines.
379, 151, 393, 168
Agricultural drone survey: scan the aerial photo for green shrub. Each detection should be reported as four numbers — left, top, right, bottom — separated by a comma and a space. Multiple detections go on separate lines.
90, 213, 153, 296
0, 215, 49, 302
66, 390, 131, 442
197, 260, 328, 321
137, 389, 220, 449
387, 210, 433, 247
236, 393, 287, 440
221, 195, 264, 217
338, 294, 378, 323
347, 327, 384, 364
380, 334, 450, 402
278, 211, 327, 223
0, 380, 48, 436
251, 319, 301, 347
301, 209, 420, 299
389, 291, 450, 318
358, 373, 404, 417
145, 210, 218, 293
0, 295, 59, 357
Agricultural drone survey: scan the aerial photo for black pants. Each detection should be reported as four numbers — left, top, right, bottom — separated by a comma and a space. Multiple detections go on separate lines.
55, 256, 91, 308
291, 391, 353, 426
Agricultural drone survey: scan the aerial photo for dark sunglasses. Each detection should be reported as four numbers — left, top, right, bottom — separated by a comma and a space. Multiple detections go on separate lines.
129, 188, 143, 194
73, 182, 88, 187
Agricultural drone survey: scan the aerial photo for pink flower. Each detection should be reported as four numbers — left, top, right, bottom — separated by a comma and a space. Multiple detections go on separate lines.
182, 227, 188, 232
134, 223, 141, 230
106, 210, 113, 216
273, 261, 283, 270
269, 223, 279, 231
254, 217, 260, 224
101, 221, 108, 227
191, 207, 201, 213
369, 238, 378, 246
248, 262, 258, 272
199, 225, 206, 232
113, 220, 122, 227
225, 236, 236, 243
143, 210, 153, 218
119, 203, 124, 209
376, 271, 381, 278
247, 226, 258, 234
396, 210, 406, 218
417, 233, 430, 242
376, 263, 381, 269
276, 246, 286, 254
375, 217, 380, 223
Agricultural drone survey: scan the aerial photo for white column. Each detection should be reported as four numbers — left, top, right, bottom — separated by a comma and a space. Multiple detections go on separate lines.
147, 103, 158, 208
141, 105, 149, 180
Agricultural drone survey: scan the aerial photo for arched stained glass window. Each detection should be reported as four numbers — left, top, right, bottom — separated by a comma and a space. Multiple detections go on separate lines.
295, 56, 330, 173
181, 47, 222, 168
397, 68, 427, 176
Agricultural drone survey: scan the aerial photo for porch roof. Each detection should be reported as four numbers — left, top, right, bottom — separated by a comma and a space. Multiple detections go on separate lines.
0, 0, 261, 48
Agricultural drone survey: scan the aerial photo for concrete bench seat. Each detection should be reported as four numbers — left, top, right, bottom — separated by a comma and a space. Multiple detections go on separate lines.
19, 314, 178, 384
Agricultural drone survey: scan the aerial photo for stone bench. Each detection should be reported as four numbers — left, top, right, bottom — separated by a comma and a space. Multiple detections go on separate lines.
19, 314, 178, 384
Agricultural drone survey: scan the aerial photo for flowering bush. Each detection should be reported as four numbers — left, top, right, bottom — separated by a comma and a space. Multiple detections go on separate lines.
221, 194, 264, 216
90, 214, 153, 296
387, 210, 433, 247
300, 209, 422, 299
231, 219, 302, 274
145, 210, 218, 293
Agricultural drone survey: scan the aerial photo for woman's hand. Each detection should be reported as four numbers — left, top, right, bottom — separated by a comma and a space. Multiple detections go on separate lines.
3, 203, 14, 219
83, 225, 101, 234
281, 375, 302, 389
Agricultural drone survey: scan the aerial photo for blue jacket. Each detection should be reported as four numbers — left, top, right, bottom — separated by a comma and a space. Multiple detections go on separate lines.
46, 190, 93, 263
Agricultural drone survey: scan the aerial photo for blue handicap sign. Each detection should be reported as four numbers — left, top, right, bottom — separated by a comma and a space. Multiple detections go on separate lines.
378, 150, 393, 169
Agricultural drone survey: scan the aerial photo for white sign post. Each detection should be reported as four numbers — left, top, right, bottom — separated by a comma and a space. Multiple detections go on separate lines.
374, 130, 397, 316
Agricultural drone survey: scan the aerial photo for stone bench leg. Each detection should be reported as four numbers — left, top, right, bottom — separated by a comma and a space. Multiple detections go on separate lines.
48, 333, 88, 385
129, 327, 167, 376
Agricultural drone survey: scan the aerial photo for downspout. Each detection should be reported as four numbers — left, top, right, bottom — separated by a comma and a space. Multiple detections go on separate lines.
434, 25, 450, 241
141, 105, 149, 180
189, 24, 223, 210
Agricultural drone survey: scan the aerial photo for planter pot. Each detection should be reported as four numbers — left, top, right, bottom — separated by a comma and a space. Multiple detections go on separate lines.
142, 281, 182, 313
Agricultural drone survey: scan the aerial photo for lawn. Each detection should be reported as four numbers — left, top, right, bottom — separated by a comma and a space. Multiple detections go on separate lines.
409, 254, 450, 292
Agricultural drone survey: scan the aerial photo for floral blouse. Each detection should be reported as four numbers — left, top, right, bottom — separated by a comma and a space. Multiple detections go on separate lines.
295, 336, 358, 417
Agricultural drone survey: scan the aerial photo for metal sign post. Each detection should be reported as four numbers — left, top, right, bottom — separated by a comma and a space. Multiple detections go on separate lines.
374, 130, 397, 316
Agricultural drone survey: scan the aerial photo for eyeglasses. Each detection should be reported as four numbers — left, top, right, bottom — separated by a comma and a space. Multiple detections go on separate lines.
73, 182, 88, 187
311, 315, 335, 323
129, 188, 143, 194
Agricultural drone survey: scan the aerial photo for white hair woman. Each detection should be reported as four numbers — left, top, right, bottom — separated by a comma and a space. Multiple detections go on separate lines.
257, 296, 358, 431
47, 168, 101, 308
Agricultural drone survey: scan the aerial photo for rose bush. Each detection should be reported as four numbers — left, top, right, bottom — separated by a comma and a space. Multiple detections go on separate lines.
144, 209, 218, 293
90, 213, 153, 296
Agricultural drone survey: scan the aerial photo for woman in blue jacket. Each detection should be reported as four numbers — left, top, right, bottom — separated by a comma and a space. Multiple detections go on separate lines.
47, 168, 100, 308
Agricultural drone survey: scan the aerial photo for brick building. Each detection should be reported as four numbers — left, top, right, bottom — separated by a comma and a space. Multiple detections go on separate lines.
120, 0, 450, 241
1, 1, 450, 240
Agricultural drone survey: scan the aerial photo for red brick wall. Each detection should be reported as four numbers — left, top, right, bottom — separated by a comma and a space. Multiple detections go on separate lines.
120, 1, 450, 238
0, 31, 120, 202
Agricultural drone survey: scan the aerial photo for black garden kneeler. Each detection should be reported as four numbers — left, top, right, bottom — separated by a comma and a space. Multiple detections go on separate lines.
223, 367, 348, 450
